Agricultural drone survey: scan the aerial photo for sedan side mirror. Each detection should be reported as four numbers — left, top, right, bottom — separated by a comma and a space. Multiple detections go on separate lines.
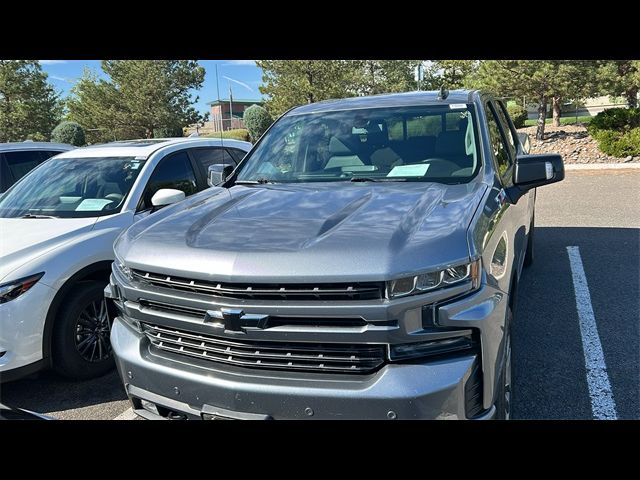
506, 153, 564, 203
207, 164, 235, 187
151, 188, 185, 208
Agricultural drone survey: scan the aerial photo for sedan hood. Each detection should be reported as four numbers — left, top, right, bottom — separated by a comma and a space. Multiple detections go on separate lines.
0, 217, 97, 282
119, 182, 487, 283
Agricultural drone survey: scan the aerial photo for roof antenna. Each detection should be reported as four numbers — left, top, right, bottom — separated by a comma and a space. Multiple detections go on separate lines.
438, 84, 449, 100
215, 63, 224, 148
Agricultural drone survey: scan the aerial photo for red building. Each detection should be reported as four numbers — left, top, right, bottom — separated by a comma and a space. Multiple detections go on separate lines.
207, 98, 263, 132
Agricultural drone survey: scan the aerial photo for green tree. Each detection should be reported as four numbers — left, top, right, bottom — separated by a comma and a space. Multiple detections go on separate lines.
354, 60, 420, 95
0, 60, 61, 142
597, 60, 640, 108
257, 60, 360, 116
67, 60, 205, 143
432, 60, 478, 89
52, 121, 86, 146
243, 104, 273, 142
472, 60, 598, 139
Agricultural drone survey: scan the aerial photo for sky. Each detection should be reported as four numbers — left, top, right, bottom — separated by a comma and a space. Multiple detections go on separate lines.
38, 60, 264, 116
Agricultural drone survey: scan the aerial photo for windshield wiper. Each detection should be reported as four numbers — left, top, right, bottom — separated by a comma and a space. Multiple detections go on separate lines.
20, 213, 58, 219
235, 178, 275, 185
350, 177, 407, 182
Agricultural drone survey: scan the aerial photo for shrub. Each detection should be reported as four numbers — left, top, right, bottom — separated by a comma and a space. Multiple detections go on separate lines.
153, 126, 184, 138
243, 105, 273, 142
588, 107, 640, 133
203, 129, 250, 142
592, 127, 640, 157
51, 121, 86, 146
507, 104, 528, 128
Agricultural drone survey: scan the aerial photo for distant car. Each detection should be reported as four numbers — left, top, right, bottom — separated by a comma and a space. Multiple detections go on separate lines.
0, 137, 252, 382
0, 142, 75, 193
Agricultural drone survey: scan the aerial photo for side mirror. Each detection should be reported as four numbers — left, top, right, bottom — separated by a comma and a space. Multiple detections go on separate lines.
151, 188, 185, 208
506, 153, 564, 203
207, 164, 235, 187
517, 132, 531, 155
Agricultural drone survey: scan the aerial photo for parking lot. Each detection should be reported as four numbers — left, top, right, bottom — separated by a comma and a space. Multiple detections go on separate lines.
1, 168, 638, 420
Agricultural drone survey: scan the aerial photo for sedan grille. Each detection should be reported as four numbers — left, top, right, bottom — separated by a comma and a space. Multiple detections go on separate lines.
132, 270, 384, 301
142, 323, 386, 374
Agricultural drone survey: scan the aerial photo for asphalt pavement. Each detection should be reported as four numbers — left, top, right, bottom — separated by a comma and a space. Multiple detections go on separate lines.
1, 169, 638, 420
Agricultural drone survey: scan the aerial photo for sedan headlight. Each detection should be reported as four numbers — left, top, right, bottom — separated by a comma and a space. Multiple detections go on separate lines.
387, 259, 481, 299
0, 272, 44, 304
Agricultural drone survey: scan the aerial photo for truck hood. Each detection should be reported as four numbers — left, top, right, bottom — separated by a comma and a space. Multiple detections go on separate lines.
0, 217, 97, 282
119, 182, 487, 283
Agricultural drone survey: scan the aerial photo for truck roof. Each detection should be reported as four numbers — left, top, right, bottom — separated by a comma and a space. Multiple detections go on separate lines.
290, 89, 479, 115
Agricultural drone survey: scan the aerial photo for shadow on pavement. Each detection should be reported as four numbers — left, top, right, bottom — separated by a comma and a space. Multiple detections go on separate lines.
0, 368, 126, 415
513, 226, 639, 419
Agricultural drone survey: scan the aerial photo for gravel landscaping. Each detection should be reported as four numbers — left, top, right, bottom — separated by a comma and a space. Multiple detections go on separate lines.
517, 124, 640, 164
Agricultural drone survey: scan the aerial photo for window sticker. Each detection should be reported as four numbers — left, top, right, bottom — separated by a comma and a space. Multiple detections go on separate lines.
75, 199, 113, 211
387, 164, 430, 177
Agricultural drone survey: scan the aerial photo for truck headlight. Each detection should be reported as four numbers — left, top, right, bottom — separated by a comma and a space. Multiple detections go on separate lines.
387, 259, 481, 299
0, 272, 45, 304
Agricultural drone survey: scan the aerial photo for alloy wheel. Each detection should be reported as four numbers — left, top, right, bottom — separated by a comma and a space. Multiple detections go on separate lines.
74, 298, 112, 362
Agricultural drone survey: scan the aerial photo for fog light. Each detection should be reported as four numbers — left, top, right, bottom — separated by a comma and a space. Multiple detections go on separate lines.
390, 334, 473, 361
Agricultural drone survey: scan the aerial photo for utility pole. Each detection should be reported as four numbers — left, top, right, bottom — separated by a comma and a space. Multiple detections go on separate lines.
229, 84, 234, 131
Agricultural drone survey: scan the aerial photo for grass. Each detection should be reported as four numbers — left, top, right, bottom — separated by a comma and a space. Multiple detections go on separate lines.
202, 128, 250, 141
523, 116, 593, 127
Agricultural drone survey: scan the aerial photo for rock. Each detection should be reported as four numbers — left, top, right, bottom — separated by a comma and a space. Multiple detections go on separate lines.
624, 155, 633, 162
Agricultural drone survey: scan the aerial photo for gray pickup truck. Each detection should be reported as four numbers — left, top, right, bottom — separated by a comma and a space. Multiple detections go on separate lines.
106, 90, 563, 420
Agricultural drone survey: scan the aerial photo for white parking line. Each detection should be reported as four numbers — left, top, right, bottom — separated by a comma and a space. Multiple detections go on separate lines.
113, 407, 137, 420
566, 246, 618, 420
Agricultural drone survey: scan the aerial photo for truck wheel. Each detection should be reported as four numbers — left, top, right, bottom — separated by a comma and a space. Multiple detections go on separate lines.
523, 215, 535, 267
495, 308, 512, 420
52, 281, 115, 380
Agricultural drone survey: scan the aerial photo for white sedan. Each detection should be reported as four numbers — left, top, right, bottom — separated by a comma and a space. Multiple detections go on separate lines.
0, 137, 251, 381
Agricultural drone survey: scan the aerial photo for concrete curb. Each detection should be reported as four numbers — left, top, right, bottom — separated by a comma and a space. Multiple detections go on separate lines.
565, 163, 640, 170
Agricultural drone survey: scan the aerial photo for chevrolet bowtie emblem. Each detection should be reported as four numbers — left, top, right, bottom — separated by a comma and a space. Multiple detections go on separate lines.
204, 308, 269, 334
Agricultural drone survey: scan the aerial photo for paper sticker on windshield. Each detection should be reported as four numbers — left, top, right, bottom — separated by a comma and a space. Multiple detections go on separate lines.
449, 103, 467, 109
75, 199, 113, 211
130, 161, 142, 170
387, 164, 430, 177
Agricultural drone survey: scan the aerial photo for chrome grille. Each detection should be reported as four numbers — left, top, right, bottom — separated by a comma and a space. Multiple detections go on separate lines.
132, 270, 383, 301
142, 323, 386, 373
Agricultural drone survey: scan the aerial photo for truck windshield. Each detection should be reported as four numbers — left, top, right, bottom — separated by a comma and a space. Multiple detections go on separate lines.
0, 156, 145, 218
236, 105, 481, 183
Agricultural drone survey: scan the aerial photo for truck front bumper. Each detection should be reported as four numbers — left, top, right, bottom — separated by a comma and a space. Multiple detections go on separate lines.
112, 317, 495, 420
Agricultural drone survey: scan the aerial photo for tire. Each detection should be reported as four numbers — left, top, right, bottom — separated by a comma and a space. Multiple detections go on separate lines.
52, 281, 115, 380
523, 214, 535, 268
494, 307, 513, 420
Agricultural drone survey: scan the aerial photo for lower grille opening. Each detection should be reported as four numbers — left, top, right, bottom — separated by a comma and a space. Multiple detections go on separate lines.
465, 360, 483, 418
142, 323, 386, 374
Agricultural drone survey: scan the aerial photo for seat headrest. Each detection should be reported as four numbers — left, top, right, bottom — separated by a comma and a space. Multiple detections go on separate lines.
435, 131, 466, 156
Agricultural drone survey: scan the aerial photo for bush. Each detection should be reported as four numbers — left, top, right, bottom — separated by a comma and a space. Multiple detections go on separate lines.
507, 104, 528, 128
591, 127, 640, 157
51, 121, 86, 146
243, 105, 273, 142
153, 126, 184, 138
588, 107, 640, 133
203, 129, 250, 142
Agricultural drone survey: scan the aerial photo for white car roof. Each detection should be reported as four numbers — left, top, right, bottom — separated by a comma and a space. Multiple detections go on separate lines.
55, 137, 252, 159
0, 142, 75, 152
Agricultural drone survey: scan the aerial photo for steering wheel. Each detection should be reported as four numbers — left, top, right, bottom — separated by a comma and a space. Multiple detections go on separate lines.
420, 158, 460, 176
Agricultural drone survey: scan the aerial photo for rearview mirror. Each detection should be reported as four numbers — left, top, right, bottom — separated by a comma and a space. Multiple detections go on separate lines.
207, 164, 235, 187
151, 188, 185, 208
506, 153, 564, 203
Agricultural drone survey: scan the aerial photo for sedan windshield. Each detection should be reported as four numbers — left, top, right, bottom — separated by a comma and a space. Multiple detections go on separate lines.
236, 105, 481, 184
0, 156, 145, 218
